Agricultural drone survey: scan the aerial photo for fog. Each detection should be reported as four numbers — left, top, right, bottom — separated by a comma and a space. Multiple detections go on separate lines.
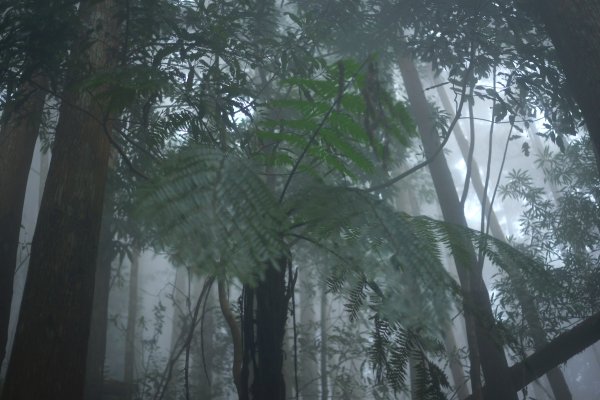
1, 1, 600, 399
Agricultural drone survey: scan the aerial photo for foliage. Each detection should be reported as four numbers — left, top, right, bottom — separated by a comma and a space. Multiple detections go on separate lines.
498, 136, 600, 344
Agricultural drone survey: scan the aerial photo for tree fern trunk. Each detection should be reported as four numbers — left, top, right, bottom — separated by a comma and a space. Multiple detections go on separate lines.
241, 256, 290, 400
397, 54, 516, 400
0, 73, 47, 367
0, 0, 119, 397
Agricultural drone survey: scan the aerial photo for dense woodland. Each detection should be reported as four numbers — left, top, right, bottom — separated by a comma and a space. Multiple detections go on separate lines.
1, 0, 600, 399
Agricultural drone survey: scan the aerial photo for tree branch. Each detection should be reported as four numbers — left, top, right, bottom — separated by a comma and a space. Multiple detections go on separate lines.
465, 311, 600, 400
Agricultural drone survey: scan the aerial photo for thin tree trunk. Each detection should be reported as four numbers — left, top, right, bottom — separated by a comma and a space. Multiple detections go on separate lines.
124, 245, 140, 387
0, 73, 47, 366
397, 54, 516, 400
406, 190, 470, 399
320, 281, 328, 400
0, 0, 119, 397
435, 76, 573, 400
299, 270, 319, 400
195, 277, 214, 399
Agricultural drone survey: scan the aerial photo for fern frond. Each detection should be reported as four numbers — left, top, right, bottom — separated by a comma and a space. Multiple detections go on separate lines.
136, 146, 288, 283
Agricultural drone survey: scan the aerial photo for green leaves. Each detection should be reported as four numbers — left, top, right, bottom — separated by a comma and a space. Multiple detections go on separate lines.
255, 59, 415, 180
136, 146, 288, 283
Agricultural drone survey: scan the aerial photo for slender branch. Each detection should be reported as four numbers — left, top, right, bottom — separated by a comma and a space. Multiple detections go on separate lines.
486, 124, 513, 237
154, 277, 214, 400
478, 67, 496, 268
460, 84, 476, 208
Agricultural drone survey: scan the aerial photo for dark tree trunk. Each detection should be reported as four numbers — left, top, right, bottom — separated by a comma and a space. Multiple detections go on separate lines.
397, 55, 516, 400
0, 0, 119, 398
241, 257, 291, 400
532, 0, 600, 169
0, 73, 47, 366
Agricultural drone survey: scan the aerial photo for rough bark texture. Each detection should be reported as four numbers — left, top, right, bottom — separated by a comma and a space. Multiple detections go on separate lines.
0, 74, 47, 366
0, 0, 118, 398
241, 257, 290, 400
398, 55, 516, 400
532, 0, 600, 168
435, 77, 572, 400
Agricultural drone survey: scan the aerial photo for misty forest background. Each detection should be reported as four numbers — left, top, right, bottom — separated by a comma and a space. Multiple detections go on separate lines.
1, 0, 600, 399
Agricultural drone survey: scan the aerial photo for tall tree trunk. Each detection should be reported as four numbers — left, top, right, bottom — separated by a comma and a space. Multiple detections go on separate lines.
0, 73, 47, 366
397, 55, 516, 400
435, 75, 573, 400
124, 245, 140, 388
319, 281, 328, 400
0, 0, 119, 398
84, 196, 116, 400
299, 270, 319, 400
531, 0, 600, 170
195, 277, 214, 399
406, 190, 470, 399
241, 257, 291, 400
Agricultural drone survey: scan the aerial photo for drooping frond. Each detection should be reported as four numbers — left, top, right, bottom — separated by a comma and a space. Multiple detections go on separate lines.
136, 146, 288, 283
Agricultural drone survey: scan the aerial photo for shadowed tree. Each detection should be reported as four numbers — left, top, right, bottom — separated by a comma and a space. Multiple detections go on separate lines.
1, 0, 121, 398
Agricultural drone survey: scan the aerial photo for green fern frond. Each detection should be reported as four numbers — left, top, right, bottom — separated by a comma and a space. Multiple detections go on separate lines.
136, 146, 288, 283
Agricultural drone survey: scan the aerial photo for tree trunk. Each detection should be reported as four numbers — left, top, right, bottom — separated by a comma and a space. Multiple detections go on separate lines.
435, 75, 573, 400
84, 198, 116, 400
531, 0, 600, 170
0, 73, 47, 366
0, 0, 119, 398
241, 257, 290, 400
124, 245, 140, 388
299, 269, 319, 400
319, 281, 329, 400
397, 55, 516, 400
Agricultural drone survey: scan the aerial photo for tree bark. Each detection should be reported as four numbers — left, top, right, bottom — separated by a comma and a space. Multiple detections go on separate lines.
241, 257, 291, 400
463, 310, 600, 399
84, 198, 116, 400
0, 0, 119, 398
0, 73, 47, 366
398, 55, 516, 400
531, 0, 600, 169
